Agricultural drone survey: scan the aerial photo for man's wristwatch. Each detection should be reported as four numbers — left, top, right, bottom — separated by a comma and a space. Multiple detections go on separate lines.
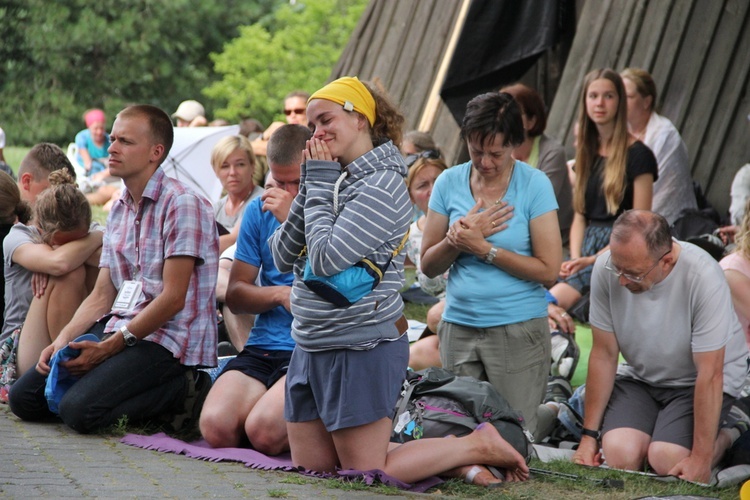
484, 246, 498, 264
120, 325, 138, 347
581, 427, 601, 441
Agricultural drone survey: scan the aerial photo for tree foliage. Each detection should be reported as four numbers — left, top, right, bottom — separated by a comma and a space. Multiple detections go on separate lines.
0, 0, 283, 146
205, 0, 367, 127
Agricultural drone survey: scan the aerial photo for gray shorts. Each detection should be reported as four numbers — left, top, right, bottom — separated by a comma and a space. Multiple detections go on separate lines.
284, 335, 409, 432
601, 376, 735, 449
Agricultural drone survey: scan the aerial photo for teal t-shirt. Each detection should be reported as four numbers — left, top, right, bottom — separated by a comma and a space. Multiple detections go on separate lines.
429, 160, 558, 327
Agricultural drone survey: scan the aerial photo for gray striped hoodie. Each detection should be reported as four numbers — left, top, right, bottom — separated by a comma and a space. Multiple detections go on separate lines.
269, 141, 412, 351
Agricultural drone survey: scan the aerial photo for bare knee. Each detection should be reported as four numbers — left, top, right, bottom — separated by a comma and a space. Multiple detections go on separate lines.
51, 265, 87, 289
199, 407, 243, 448
408, 336, 441, 371
246, 411, 288, 455
426, 301, 445, 333
548, 283, 581, 311
603, 435, 648, 471
647, 441, 689, 475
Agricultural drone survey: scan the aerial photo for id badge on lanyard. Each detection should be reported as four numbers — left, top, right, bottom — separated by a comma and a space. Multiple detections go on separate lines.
113, 280, 142, 312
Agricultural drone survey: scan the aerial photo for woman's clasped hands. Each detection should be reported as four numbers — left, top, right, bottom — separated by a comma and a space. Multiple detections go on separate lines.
446, 199, 513, 255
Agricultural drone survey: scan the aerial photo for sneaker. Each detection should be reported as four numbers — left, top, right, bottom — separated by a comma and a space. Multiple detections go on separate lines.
550, 331, 580, 380
544, 376, 573, 406
167, 370, 212, 433
725, 404, 750, 435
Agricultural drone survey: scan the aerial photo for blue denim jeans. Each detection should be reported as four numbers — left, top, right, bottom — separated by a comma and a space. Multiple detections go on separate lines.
9, 322, 189, 433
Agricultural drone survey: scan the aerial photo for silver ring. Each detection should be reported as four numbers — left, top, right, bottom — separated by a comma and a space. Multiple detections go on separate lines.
561, 312, 568, 318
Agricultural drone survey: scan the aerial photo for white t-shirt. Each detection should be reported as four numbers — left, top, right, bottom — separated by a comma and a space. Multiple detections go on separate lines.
590, 241, 748, 397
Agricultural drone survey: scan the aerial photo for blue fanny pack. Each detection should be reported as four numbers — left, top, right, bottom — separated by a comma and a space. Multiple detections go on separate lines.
301, 169, 408, 308
303, 257, 385, 308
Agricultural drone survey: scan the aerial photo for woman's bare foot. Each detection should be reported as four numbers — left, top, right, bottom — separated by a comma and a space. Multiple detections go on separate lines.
472, 423, 529, 481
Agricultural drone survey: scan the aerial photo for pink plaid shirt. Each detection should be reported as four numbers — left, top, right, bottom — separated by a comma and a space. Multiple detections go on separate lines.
101, 168, 219, 367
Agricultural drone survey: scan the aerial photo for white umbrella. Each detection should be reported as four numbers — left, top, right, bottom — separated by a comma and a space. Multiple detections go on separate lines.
162, 125, 240, 205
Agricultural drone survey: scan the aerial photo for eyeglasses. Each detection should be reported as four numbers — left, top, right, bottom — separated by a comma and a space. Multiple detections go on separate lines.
604, 249, 671, 283
284, 108, 306, 116
404, 149, 441, 168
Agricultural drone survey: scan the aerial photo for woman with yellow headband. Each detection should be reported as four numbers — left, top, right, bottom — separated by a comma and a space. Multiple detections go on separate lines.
270, 77, 529, 485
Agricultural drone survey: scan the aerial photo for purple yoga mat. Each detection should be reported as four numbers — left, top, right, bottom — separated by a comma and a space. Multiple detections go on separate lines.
121, 433, 442, 493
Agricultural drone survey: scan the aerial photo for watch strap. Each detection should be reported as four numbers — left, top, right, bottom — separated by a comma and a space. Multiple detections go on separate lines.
581, 427, 600, 441
484, 246, 498, 264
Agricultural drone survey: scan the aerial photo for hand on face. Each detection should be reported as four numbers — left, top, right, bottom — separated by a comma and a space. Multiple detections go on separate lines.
261, 187, 295, 223
304, 138, 336, 162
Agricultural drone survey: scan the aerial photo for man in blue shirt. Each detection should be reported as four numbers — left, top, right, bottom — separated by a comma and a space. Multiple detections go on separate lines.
199, 124, 310, 453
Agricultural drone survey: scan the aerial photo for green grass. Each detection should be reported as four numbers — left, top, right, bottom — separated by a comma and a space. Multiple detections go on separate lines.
433, 459, 742, 499
4, 145, 28, 172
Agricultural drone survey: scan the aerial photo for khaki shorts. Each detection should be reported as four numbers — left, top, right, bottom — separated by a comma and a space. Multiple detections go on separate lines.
437, 317, 550, 435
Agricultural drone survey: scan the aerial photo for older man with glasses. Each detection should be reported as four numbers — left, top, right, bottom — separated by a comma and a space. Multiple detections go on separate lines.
573, 209, 749, 483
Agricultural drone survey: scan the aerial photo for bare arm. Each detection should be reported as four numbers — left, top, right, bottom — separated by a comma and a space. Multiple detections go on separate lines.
13, 231, 103, 276
226, 259, 290, 315
568, 212, 586, 260
725, 270, 750, 320
420, 210, 461, 278
219, 223, 241, 255
216, 258, 232, 302
573, 325, 620, 466
631, 173, 654, 210
79, 146, 94, 173
668, 348, 725, 483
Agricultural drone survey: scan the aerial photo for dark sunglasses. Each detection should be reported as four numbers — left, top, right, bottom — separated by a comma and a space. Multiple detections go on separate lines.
404, 149, 441, 168
284, 108, 306, 116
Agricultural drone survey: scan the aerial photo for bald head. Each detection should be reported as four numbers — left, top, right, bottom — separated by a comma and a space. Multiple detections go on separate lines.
611, 210, 672, 260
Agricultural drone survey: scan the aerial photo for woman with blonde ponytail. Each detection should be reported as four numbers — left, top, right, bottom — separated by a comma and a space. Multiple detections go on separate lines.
3, 169, 103, 376
549, 68, 657, 311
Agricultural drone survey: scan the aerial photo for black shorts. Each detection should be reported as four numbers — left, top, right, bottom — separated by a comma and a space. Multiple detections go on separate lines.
219, 346, 292, 388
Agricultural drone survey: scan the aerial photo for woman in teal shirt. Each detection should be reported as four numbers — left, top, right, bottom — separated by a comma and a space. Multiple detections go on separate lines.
421, 92, 562, 437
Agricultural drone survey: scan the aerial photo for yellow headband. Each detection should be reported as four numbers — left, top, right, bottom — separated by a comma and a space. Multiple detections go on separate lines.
308, 76, 376, 126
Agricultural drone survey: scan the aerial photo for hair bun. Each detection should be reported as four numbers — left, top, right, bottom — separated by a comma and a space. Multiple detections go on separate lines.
47, 169, 75, 186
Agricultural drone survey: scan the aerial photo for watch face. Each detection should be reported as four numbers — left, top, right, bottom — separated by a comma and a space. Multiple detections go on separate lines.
122, 328, 137, 346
